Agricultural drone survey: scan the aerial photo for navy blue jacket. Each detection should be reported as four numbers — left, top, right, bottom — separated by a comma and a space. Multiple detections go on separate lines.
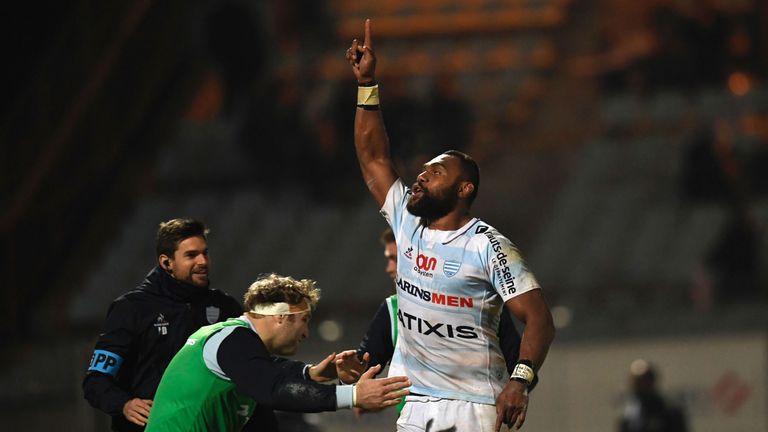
83, 266, 242, 431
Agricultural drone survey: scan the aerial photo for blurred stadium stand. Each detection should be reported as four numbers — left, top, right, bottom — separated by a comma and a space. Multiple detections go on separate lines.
2, 0, 768, 430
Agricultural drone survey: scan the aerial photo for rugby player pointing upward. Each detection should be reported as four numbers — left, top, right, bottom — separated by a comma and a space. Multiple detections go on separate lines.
346, 19, 555, 431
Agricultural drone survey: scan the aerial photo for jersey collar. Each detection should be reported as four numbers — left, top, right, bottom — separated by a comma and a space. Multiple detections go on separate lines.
421, 217, 481, 245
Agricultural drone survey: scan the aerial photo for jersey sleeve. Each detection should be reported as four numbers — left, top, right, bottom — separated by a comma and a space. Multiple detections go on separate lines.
216, 327, 337, 412
271, 357, 310, 379
356, 300, 395, 374
379, 179, 409, 238
82, 299, 138, 415
480, 232, 540, 302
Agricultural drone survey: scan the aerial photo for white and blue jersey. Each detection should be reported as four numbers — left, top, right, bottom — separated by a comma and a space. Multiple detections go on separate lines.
381, 179, 540, 405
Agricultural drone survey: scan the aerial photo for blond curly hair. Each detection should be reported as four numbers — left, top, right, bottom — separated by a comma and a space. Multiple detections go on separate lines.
244, 273, 321, 312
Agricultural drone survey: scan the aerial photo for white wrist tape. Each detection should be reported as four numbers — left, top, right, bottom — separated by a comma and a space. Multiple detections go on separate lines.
510, 362, 535, 385
357, 84, 380, 106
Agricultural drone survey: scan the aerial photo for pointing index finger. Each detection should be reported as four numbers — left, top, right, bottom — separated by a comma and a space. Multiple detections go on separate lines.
364, 18, 372, 49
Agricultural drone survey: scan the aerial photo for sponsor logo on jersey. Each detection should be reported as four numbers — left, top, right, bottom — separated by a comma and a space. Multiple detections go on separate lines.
396, 278, 474, 308
403, 246, 413, 260
414, 253, 437, 277
416, 253, 437, 271
443, 260, 461, 278
475, 225, 489, 234
186, 338, 197, 346
397, 308, 478, 339
205, 306, 220, 324
88, 349, 124, 377
484, 232, 516, 295
154, 313, 169, 335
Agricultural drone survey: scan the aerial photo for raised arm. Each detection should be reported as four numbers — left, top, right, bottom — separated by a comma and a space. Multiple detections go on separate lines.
346, 18, 398, 207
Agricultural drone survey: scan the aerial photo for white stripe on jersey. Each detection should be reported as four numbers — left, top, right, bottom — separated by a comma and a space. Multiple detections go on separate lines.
381, 179, 540, 404
202, 326, 237, 381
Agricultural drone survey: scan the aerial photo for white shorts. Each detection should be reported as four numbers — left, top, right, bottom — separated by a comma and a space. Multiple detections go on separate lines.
396, 395, 510, 432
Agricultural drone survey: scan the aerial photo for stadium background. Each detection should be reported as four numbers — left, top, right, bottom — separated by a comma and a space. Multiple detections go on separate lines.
2, 0, 767, 430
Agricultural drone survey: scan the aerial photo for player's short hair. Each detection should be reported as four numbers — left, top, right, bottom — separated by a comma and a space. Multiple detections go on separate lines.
244, 273, 321, 311
380, 227, 395, 245
156, 218, 209, 258
443, 149, 480, 205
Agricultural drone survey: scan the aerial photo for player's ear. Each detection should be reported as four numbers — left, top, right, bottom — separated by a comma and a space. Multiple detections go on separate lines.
457, 181, 474, 200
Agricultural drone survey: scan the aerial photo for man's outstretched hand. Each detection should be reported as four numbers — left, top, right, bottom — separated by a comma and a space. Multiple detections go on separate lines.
308, 352, 338, 382
354, 364, 410, 411
335, 350, 369, 384
346, 18, 377, 84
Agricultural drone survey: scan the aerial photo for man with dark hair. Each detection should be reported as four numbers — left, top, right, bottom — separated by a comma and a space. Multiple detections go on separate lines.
145, 274, 410, 432
83, 218, 243, 431
441, 149, 479, 204
345, 19, 555, 431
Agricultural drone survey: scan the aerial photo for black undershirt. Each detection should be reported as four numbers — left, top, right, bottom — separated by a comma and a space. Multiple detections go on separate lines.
216, 326, 337, 412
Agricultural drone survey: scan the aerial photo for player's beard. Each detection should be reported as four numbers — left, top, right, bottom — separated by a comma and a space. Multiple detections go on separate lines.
407, 182, 459, 221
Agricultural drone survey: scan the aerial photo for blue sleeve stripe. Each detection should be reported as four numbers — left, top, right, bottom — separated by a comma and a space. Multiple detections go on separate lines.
88, 349, 124, 377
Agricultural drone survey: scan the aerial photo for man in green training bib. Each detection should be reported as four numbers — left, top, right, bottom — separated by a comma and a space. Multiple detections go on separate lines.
146, 273, 410, 432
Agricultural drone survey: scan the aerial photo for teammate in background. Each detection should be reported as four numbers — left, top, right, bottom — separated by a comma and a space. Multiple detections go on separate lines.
82, 218, 243, 431
145, 274, 410, 432
618, 359, 688, 432
345, 19, 555, 431
352, 228, 400, 384
353, 228, 529, 404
